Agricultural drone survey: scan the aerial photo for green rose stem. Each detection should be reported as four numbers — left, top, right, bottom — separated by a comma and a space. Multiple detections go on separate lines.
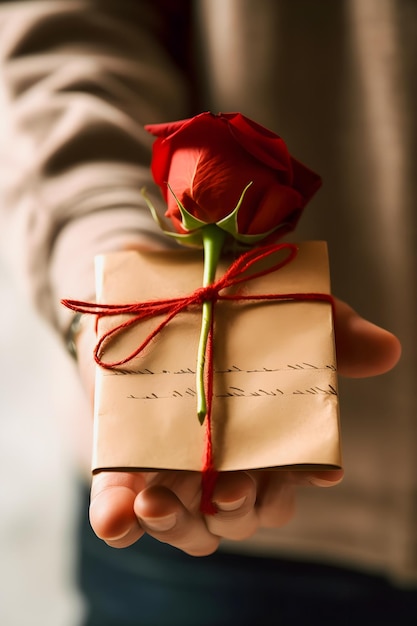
197, 223, 227, 424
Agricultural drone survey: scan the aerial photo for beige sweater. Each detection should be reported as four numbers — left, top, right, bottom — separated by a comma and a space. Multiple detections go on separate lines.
0, 0, 416, 585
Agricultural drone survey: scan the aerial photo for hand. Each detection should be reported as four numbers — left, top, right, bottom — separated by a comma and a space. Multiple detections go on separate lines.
77, 298, 401, 555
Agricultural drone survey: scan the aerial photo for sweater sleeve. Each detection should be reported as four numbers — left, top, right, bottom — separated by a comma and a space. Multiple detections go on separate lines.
0, 0, 190, 333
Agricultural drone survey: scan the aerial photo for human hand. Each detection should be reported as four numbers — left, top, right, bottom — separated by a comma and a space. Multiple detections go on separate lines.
76, 298, 401, 555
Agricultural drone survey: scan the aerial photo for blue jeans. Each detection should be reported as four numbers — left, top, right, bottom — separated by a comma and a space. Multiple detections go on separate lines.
77, 486, 416, 626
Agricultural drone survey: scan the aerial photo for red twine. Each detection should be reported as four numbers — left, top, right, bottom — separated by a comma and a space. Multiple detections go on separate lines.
62, 242, 334, 515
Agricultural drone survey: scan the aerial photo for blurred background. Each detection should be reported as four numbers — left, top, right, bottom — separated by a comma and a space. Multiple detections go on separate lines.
0, 259, 85, 626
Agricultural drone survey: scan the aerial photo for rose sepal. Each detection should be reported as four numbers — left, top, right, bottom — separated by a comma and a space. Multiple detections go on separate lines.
168, 184, 208, 232
226, 222, 291, 246
215, 181, 283, 244
141, 187, 204, 247
143, 181, 289, 249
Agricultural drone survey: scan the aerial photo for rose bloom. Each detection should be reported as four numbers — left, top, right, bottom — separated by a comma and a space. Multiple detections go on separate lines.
146, 112, 321, 239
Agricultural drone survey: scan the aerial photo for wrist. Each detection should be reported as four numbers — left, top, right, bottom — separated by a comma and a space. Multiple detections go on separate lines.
65, 312, 85, 359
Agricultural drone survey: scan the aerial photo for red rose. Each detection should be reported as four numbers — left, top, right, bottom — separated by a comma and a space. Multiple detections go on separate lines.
145, 112, 321, 241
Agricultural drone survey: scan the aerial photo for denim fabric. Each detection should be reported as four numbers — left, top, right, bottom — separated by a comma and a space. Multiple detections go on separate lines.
77, 488, 417, 626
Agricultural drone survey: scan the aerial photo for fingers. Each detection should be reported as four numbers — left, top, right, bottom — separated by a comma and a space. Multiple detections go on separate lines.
90, 471, 146, 548
333, 298, 401, 378
134, 472, 259, 553
253, 471, 296, 528
89, 468, 343, 554
205, 472, 258, 540
134, 485, 220, 556
90, 470, 221, 556
292, 468, 344, 488
253, 468, 344, 528
89, 470, 261, 555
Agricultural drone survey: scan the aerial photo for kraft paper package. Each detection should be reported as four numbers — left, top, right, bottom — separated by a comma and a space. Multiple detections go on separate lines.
91, 241, 341, 474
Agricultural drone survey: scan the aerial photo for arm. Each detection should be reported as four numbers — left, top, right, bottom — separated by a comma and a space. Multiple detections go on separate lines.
0, 1, 401, 556
0, 0, 189, 333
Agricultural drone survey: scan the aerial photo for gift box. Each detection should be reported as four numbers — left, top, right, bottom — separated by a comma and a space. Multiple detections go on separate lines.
91, 241, 341, 474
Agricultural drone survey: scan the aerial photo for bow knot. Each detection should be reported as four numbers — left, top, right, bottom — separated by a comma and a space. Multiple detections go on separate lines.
193, 283, 220, 304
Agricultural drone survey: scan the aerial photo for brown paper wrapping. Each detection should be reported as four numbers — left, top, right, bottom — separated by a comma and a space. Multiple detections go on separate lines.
92, 241, 341, 473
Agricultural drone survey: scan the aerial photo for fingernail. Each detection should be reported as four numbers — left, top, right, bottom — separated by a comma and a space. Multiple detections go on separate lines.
308, 476, 342, 487
215, 495, 247, 512
107, 528, 131, 541
140, 513, 176, 531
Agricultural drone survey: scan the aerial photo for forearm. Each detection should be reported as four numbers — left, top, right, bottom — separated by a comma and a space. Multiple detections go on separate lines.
0, 0, 189, 333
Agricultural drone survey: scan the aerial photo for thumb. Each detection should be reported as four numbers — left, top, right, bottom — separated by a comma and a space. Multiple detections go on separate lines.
334, 298, 401, 378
